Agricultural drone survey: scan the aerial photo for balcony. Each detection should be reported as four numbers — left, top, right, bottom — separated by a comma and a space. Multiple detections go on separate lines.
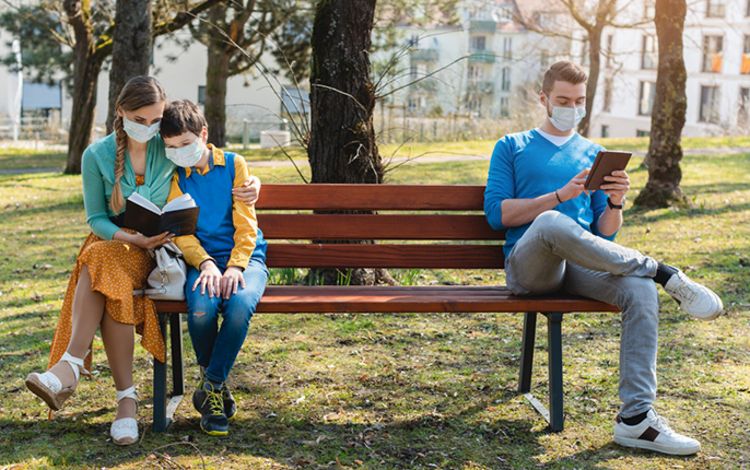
467, 80, 495, 94
469, 20, 497, 34
468, 50, 496, 64
410, 48, 439, 62
413, 77, 439, 93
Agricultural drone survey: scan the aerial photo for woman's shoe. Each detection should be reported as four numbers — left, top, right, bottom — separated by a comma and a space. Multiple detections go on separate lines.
25, 352, 88, 411
110, 386, 139, 446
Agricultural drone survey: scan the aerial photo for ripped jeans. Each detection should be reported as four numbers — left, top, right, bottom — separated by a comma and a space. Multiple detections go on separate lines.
185, 258, 268, 384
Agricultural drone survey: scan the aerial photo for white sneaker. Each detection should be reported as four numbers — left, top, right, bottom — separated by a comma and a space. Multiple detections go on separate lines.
614, 409, 701, 456
664, 270, 723, 320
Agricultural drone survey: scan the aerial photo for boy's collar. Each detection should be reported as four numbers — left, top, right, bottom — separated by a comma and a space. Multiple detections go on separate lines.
183, 144, 225, 177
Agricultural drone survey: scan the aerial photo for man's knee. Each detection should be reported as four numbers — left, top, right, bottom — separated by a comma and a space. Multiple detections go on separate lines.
617, 277, 659, 312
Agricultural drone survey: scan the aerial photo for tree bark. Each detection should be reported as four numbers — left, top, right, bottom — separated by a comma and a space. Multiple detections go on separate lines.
105, 0, 153, 133
578, 27, 602, 137
634, 0, 688, 208
204, 4, 229, 147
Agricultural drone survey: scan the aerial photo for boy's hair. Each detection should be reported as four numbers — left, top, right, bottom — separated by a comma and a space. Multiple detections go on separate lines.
541, 61, 588, 94
160, 99, 207, 137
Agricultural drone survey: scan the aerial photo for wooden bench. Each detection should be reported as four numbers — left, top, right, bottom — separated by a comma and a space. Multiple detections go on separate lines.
152, 184, 619, 433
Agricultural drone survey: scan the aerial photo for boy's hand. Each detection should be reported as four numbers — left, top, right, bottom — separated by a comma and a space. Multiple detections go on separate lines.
194, 260, 222, 298
221, 266, 246, 299
232, 175, 261, 205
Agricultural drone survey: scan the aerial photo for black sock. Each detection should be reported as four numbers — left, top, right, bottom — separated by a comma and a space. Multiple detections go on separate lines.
621, 409, 650, 426
653, 263, 678, 287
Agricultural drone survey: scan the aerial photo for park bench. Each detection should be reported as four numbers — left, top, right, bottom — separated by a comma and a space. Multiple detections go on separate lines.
151, 184, 619, 433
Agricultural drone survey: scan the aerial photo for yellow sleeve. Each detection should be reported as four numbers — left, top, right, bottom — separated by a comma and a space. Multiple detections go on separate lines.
168, 173, 214, 270
227, 155, 258, 270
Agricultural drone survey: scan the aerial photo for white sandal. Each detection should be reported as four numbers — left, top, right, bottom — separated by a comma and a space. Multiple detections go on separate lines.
110, 386, 139, 446
25, 352, 89, 411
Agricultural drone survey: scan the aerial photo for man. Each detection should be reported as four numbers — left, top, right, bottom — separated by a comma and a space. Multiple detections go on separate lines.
484, 61, 723, 456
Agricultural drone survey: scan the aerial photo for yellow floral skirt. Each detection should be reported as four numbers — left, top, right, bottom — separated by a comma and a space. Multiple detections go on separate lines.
48, 232, 165, 370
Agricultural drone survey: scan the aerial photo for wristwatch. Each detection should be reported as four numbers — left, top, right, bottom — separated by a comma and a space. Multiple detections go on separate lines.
607, 197, 624, 210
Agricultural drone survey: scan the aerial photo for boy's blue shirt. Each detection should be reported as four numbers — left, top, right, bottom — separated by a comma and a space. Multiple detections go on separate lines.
483, 129, 616, 260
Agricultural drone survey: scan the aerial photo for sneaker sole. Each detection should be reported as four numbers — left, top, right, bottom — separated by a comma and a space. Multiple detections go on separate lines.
614, 435, 700, 456
25, 374, 63, 411
112, 436, 138, 446
200, 422, 229, 436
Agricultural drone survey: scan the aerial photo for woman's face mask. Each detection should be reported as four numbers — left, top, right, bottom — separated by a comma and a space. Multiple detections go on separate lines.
123, 117, 161, 143
164, 136, 205, 167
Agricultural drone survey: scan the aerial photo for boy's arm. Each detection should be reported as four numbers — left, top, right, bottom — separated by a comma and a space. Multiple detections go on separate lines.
227, 156, 259, 270
168, 173, 214, 269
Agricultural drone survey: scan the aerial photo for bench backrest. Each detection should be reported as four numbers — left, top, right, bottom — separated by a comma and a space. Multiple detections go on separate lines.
256, 184, 505, 269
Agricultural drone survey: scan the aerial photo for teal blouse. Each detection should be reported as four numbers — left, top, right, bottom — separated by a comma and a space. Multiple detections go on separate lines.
81, 133, 176, 240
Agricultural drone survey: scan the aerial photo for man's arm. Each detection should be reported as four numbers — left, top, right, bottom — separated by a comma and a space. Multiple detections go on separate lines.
595, 169, 630, 237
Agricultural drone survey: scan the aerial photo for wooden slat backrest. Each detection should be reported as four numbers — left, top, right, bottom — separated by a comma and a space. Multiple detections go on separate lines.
257, 184, 505, 269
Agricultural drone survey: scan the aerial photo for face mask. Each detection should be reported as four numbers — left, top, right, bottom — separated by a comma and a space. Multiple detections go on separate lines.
165, 138, 205, 167
123, 117, 161, 143
548, 103, 586, 132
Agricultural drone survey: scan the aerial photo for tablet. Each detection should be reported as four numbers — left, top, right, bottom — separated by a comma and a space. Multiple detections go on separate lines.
584, 151, 632, 190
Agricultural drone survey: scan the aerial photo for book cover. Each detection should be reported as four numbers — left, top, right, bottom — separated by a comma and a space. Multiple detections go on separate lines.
123, 193, 199, 237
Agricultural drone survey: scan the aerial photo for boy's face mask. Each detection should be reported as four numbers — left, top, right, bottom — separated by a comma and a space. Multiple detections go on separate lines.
165, 136, 205, 168
123, 117, 161, 143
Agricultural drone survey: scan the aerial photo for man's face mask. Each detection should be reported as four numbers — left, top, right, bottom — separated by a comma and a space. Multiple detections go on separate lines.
545, 94, 586, 132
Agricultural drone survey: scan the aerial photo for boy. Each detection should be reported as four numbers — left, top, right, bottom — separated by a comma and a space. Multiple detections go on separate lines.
161, 100, 268, 436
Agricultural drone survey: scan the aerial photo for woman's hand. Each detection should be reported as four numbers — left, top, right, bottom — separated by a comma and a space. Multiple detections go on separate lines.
232, 175, 261, 205
220, 266, 246, 299
126, 231, 173, 250
600, 170, 630, 205
193, 260, 222, 298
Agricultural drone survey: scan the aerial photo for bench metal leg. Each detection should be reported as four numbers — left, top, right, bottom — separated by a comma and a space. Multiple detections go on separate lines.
170, 314, 184, 396
153, 313, 168, 432
546, 312, 564, 432
518, 312, 537, 394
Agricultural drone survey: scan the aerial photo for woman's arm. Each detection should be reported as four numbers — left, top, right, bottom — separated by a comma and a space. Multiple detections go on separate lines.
81, 149, 122, 240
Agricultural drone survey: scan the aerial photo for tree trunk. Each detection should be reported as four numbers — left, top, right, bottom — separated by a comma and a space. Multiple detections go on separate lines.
578, 27, 602, 138
307, 0, 390, 286
105, 0, 153, 133
634, 0, 688, 208
204, 4, 229, 147
309, 0, 382, 184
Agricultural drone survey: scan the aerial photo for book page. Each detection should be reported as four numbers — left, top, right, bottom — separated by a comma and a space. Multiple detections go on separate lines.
127, 192, 162, 215
162, 193, 197, 213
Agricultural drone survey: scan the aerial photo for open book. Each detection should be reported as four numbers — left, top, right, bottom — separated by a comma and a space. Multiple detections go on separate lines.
123, 192, 199, 237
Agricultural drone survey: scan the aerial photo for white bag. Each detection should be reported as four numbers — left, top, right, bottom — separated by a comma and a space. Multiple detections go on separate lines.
133, 242, 187, 300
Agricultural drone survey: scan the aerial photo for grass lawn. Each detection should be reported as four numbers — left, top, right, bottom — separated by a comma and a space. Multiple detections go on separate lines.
0, 147, 748, 469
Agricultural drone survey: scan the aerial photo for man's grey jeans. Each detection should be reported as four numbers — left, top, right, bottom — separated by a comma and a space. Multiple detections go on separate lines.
505, 210, 659, 418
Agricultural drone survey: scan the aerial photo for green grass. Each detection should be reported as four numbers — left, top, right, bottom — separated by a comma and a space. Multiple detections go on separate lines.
0, 147, 748, 469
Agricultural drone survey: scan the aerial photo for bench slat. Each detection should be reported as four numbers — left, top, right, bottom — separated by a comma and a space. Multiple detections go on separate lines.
265, 244, 504, 268
258, 214, 504, 240
256, 184, 485, 211
154, 286, 618, 314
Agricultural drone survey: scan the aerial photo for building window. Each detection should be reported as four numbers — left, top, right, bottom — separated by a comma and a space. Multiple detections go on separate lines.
739, 87, 750, 128
501, 67, 511, 92
605, 34, 614, 69
499, 97, 510, 117
702, 35, 723, 73
641, 35, 657, 70
601, 125, 610, 138
638, 81, 656, 116
197, 86, 206, 105
502, 37, 512, 60
636, 129, 650, 137
747, 0, 750, 16
706, 0, 726, 17
580, 41, 589, 66
644, 0, 655, 18
603, 77, 613, 112
742, 35, 750, 74
468, 64, 484, 81
699, 85, 720, 123
470, 35, 486, 51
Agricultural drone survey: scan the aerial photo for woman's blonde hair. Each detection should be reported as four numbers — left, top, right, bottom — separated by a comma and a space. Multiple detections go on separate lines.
110, 76, 167, 214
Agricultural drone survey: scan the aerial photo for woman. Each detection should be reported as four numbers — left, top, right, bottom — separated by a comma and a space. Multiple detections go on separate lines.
24, 76, 260, 445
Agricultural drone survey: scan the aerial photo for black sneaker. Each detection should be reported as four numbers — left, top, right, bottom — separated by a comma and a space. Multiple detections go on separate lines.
195, 382, 228, 436
193, 379, 236, 420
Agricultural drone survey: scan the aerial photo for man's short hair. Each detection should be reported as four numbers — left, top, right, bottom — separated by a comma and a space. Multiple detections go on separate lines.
160, 99, 207, 138
542, 61, 588, 94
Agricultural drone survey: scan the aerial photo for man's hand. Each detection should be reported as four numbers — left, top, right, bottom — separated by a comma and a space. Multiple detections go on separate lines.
193, 260, 222, 298
220, 266, 246, 299
557, 168, 590, 202
601, 170, 630, 205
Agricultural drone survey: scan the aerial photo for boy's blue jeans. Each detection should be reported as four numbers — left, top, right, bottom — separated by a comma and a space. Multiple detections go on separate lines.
185, 258, 268, 385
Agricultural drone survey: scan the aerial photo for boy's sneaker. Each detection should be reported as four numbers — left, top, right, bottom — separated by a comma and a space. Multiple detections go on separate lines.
614, 409, 701, 456
194, 382, 228, 436
664, 270, 723, 320
193, 379, 236, 420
